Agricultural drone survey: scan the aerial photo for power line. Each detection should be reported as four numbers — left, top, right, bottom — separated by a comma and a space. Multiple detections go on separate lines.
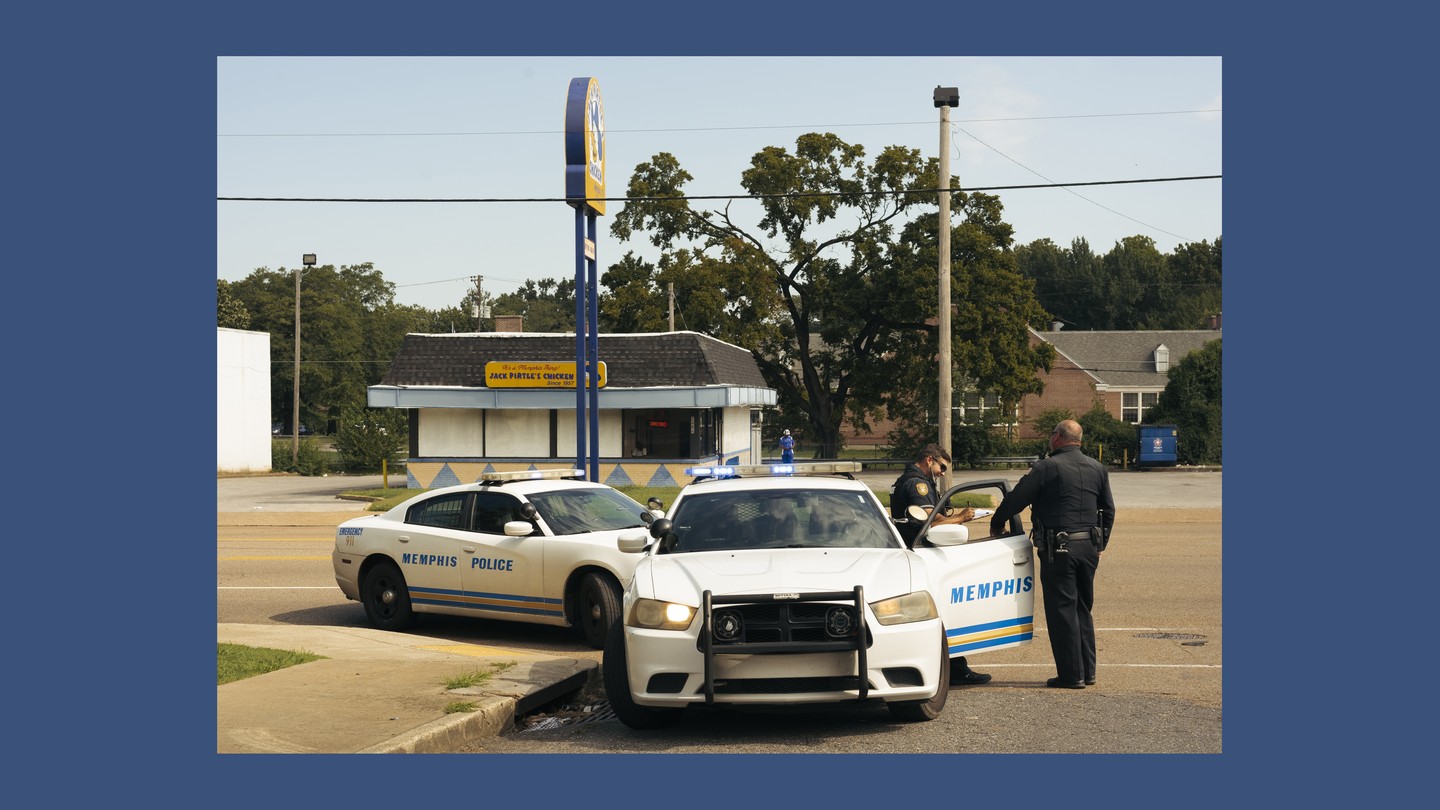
218, 174, 1219, 203
216, 109, 1220, 138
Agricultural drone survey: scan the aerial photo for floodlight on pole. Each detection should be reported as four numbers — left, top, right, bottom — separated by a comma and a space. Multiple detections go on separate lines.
934, 87, 958, 490
293, 253, 317, 466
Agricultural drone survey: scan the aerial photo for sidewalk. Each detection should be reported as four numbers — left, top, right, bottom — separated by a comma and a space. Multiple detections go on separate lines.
217, 623, 596, 754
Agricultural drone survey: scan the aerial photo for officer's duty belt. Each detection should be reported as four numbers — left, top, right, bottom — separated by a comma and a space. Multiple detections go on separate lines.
1053, 530, 1091, 541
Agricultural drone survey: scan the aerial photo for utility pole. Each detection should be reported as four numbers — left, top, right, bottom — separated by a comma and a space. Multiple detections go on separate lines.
934, 87, 958, 490
473, 275, 484, 331
294, 253, 317, 466
668, 282, 675, 331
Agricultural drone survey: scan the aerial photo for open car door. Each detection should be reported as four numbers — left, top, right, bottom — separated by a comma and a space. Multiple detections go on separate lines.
906, 478, 1035, 660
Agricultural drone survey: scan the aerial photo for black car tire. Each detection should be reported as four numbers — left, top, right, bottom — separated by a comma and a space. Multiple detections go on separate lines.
575, 571, 622, 650
602, 620, 681, 730
888, 629, 950, 722
361, 561, 415, 631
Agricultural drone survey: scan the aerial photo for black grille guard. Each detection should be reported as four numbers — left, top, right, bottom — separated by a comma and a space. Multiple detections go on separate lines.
700, 586, 868, 705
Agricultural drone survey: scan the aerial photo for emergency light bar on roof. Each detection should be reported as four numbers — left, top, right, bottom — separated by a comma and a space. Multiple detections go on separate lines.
684, 462, 863, 479
477, 468, 586, 483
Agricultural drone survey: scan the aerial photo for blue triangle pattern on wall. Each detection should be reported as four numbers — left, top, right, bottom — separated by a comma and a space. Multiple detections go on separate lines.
430, 464, 462, 489
406, 470, 422, 488
647, 465, 679, 487
605, 466, 635, 487
482, 463, 497, 475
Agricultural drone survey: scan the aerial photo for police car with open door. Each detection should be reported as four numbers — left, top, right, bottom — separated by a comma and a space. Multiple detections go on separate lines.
332, 468, 662, 649
602, 462, 1034, 729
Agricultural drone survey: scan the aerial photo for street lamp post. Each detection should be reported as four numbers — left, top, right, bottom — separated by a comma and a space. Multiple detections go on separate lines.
934, 86, 958, 490
293, 253, 316, 466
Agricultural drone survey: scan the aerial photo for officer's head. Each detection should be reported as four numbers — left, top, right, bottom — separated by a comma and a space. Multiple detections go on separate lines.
1050, 419, 1082, 449
916, 443, 951, 476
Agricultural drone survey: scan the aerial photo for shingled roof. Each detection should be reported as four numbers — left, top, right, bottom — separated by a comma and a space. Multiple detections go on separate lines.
381, 331, 769, 389
1037, 329, 1221, 388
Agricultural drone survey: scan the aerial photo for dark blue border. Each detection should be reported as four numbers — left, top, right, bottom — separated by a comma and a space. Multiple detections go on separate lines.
15, 0, 1375, 803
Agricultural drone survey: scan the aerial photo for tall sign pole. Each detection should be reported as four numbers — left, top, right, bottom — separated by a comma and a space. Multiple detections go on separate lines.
934, 87, 958, 490
565, 77, 605, 480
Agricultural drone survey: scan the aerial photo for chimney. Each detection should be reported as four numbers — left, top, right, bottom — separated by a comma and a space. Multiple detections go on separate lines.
494, 315, 523, 333
1050, 321, 1063, 332
1208, 312, 1222, 330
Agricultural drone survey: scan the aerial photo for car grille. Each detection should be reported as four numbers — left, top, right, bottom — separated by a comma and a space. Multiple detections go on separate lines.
707, 675, 870, 695
705, 602, 871, 646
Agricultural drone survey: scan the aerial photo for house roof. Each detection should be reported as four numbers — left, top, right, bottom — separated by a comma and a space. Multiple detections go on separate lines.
381, 331, 770, 389
1036, 328, 1220, 389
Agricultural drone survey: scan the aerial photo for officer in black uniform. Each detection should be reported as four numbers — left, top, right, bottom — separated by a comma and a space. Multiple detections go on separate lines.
990, 420, 1115, 689
890, 443, 991, 686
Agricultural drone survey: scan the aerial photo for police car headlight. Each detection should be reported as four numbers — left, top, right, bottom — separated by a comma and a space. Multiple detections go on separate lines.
627, 598, 696, 631
869, 591, 938, 626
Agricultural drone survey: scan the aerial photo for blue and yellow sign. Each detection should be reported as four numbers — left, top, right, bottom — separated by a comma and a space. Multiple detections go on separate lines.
564, 77, 605, 215
485, 361, 607, 389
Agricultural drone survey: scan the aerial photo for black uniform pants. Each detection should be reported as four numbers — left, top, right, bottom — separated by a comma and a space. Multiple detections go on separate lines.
1039, 537, 1099, 683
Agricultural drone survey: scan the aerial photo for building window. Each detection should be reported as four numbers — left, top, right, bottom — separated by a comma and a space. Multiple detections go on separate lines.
1122, 392, 1159, 424
961, 392, 1012, 426
625, 408, 719, 459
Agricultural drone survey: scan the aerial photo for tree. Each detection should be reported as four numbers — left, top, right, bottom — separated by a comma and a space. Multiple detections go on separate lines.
491, 278, 578, 333
1146, 338, 1221, 465
224, 262, 406, 433
217, 280, 251, 330
333, 404, 408, 472
609, 134, 1053, 456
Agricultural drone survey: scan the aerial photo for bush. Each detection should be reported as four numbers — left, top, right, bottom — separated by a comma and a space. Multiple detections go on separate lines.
1077, 403, 1138, 467
272, 437, 329, 476
332, 405, 407, 473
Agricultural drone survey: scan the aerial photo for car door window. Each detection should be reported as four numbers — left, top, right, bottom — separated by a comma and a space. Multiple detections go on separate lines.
405, 493, 469, 529
469, 492, 525, 535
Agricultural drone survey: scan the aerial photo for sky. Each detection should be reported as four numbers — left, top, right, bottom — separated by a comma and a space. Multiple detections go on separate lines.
217, 56, 1221, 312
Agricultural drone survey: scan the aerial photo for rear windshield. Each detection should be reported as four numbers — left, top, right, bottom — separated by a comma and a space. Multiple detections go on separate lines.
526, 487, 651, 535
667, 489, 899, 552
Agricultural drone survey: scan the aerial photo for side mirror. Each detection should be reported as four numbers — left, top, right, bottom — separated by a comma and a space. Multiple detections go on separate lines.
504, 520, 536, 537
647, 497, 664, 511
926, 524, 971, 546
648, 518, 674, 539
906, 504, 931, 522
617, 529, 649, 553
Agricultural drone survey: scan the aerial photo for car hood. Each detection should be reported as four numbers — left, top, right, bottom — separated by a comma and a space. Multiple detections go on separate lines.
640, 548, 920, 605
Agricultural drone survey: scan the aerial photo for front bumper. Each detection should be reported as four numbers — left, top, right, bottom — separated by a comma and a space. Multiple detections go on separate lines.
624, 588, 942, 708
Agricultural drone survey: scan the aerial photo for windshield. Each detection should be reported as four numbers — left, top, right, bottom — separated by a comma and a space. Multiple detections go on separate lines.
666, 489, 900, 553
526, 487, 650, 535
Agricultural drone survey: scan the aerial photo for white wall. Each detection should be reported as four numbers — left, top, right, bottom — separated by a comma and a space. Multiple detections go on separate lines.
486, 410, 552, 456
417, 408, 484, 457
722, 406, 755, 462
556, 410, 622, 458
217, 328, 272, 473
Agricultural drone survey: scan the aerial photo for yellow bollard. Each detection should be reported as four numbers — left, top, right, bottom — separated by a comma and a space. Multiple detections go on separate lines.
382, 458, 388, 490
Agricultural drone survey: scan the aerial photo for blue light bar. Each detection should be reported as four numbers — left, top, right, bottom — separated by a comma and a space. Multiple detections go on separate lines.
684, 466, 738, 477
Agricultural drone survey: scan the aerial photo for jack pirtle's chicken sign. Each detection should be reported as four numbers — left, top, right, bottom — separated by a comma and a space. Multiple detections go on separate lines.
485, 361, 607, 389
565, 77, 605, 215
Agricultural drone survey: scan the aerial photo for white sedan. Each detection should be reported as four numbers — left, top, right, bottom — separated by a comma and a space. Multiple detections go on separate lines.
603, 462, 1035, 728
332, 468, 661, 648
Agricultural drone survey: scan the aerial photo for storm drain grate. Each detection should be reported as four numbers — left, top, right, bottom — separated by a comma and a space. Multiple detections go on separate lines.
521, 701, 615, 731
1136, 632, 1206, 640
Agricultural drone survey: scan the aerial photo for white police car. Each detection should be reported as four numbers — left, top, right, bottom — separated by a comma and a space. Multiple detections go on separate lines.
602, 462, 1035, 728
332, 469, 661, 649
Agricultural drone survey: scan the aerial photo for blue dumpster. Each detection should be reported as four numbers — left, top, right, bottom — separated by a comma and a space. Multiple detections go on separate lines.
1136, 425, 1178, 468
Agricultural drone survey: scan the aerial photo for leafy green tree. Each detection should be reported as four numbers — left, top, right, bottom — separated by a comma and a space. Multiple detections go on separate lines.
217, 280, 251, 330
609, 134, 1052, 456
333, 404, 408, 472
1077, 403, 1137, 466
491, 278, 578, 333
225, 262, 404, 433
1146, 338, 1221, 464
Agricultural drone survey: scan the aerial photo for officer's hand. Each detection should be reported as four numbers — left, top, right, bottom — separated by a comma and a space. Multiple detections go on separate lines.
989, 521, 1004, 536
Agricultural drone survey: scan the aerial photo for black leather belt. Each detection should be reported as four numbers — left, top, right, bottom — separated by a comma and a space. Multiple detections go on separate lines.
1054, 530, 1091, 540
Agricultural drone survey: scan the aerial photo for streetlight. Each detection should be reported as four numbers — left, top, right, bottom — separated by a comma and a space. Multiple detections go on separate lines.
293, 253, 316, 466
934, 86, 958, 490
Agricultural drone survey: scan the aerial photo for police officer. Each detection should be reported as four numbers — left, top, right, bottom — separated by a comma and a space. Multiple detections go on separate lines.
990, 420, 1115, 689
891, 443, 990, 686
779, 429, 796, 463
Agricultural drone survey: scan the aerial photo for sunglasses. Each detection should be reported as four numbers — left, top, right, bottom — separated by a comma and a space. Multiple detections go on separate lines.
931, 457, 948, 474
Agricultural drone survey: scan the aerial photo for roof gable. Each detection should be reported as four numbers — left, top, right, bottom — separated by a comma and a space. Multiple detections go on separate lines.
1036, 329, 1220, 387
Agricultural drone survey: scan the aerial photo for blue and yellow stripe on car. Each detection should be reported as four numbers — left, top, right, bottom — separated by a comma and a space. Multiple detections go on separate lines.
408, 586, 564, 619
947, 616, 1034, 654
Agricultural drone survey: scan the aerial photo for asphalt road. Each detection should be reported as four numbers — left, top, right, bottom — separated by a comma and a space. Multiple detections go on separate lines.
217, 468, 1221, 753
